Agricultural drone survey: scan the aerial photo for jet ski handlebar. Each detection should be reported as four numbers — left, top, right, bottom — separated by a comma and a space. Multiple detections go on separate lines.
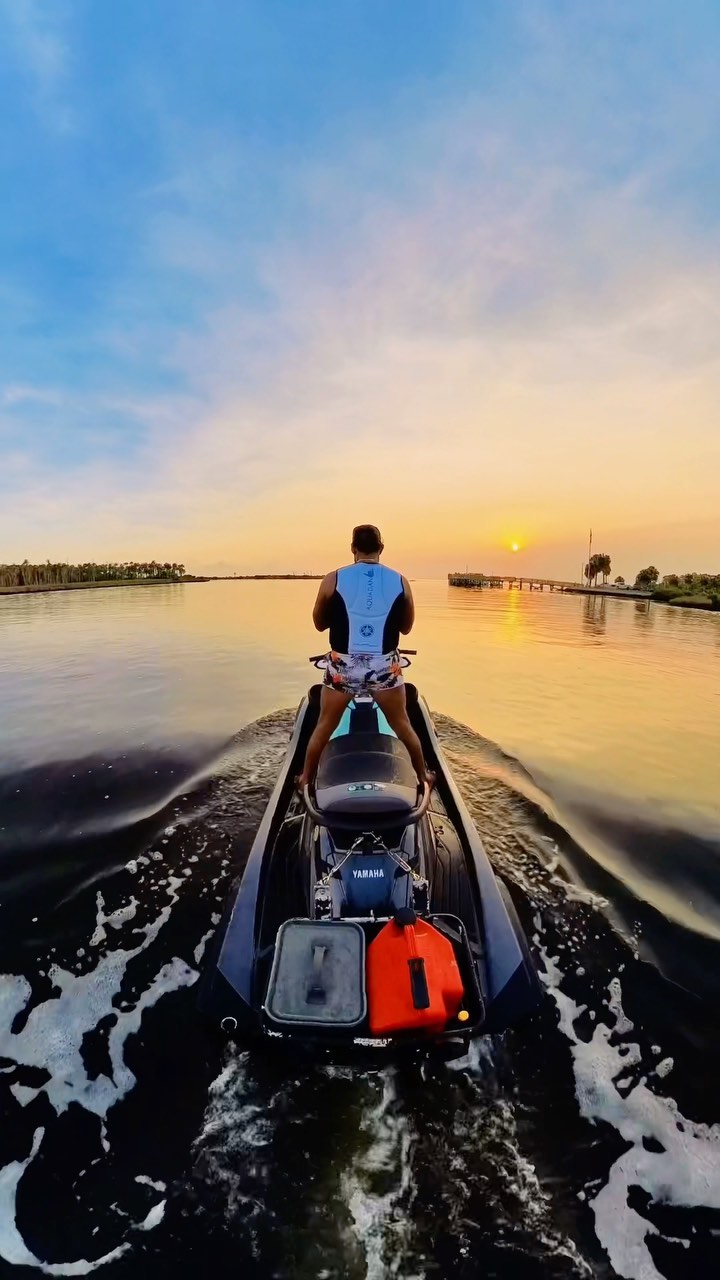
308, 649, 417, 668
302, 780, 431, 831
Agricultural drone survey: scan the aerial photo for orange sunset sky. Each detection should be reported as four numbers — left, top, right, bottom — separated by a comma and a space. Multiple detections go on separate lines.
1, 3, 718, 582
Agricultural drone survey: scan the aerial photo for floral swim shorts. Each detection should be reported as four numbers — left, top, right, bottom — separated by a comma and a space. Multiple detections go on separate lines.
323, 650, 404, 696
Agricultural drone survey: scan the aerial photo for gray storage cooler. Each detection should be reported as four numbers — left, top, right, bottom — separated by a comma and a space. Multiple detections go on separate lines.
265, 920, 366, 1028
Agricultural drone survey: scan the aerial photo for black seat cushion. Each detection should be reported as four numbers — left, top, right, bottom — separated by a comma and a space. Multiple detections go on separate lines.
315, 733, 418, 817
317, 733, 416, 790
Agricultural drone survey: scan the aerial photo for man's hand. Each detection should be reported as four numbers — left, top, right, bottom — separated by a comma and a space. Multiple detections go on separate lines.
312, 571, 337, 631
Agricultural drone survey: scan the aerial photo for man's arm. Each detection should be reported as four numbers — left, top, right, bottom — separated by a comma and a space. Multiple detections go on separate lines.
312, 571, 337, 631
399, 576, 415, 634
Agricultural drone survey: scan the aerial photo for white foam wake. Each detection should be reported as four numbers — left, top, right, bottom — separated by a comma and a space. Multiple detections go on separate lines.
0, 870, 197, 1273
539, 944, 720, 1279
0, 1130, 129, 1275
342, 1070, 418, 1280
0, 885, 195, 1118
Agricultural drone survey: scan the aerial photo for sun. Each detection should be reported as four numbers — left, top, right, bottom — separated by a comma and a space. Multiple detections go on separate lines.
511, 542, 520, 553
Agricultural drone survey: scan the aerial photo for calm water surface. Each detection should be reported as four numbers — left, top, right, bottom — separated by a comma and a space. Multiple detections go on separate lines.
2, 579, 718, 826
1, 580, 719, 1280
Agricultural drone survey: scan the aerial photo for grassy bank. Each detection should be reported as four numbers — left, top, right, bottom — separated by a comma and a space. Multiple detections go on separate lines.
651, 587, 720, 611
563, 585, 651, 600
0, 578, 200, 597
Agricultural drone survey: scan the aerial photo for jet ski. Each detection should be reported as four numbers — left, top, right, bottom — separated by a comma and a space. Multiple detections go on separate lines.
198, 655, 542, 1058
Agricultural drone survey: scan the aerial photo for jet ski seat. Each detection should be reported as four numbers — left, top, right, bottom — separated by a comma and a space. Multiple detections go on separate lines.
314, 707, 419, 819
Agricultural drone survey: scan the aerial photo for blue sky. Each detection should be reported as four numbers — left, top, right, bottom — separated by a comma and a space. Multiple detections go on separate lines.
1, 1, 719, 575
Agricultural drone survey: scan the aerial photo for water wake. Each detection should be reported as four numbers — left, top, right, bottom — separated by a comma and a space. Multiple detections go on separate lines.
0, 711, 718, 1277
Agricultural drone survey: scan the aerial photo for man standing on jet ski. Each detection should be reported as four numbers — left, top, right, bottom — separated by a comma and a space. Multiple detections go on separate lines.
296, 524, 436, 794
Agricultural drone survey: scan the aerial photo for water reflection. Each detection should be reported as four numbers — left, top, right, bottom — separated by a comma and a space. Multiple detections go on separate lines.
633, 600, 655, 630
582, 594, 607, 638
500, 587, 526, 646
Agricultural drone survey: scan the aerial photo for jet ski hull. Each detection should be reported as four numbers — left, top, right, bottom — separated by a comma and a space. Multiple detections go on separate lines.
198, 685, 541, 1054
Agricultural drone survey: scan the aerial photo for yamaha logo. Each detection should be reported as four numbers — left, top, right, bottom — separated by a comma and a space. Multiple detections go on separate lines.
352, 868, 385, 879
360, 623, 374, 637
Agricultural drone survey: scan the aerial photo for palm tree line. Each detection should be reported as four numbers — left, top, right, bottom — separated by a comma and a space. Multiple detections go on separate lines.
584, 552, 613, 585
0, 560, 186, 588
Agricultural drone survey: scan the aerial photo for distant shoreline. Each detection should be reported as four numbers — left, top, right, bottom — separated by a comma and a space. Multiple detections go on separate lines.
0, 578, 193, 597
0, 574, 324, 597
562, 585, 651, 601
4, 576, 716, 610
204, 574, 323, 581
572, 586, 717, 610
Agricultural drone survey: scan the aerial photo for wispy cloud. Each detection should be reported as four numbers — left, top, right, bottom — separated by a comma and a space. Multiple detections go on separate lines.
1, 383, 62, 407
0, 0, 72, 128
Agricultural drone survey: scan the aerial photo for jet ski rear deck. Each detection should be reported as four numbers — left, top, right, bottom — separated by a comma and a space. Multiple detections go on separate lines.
198, 675, 541, 1057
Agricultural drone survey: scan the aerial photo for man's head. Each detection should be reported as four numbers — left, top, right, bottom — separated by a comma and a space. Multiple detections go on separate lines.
351, 524, 384, 560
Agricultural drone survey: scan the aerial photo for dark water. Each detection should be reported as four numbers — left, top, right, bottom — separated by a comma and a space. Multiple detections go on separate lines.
1, 582, 719, 1279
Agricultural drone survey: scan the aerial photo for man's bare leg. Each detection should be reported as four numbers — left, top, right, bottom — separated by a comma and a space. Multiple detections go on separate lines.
373, 686, 436, 789
296, 686, 353, 791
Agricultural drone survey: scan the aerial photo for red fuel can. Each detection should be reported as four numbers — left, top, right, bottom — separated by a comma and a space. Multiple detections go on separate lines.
367, 911, 465, 1036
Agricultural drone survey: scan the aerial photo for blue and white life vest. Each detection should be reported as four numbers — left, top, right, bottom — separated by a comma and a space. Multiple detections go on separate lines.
328, 562, 405, 654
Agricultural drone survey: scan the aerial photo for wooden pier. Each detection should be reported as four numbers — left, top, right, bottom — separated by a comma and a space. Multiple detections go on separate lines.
448, 573, 651, 599
448, 573, 578, 591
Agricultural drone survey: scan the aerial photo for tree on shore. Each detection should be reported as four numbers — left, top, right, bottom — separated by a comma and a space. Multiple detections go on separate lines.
634, 566, 660, 589
614, 576, 625, 585
584, 554, 600, 585
653, 571, 720, 609
659, 571, 720, 595
0, 561, 187, 588
584, 552, 612, 586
